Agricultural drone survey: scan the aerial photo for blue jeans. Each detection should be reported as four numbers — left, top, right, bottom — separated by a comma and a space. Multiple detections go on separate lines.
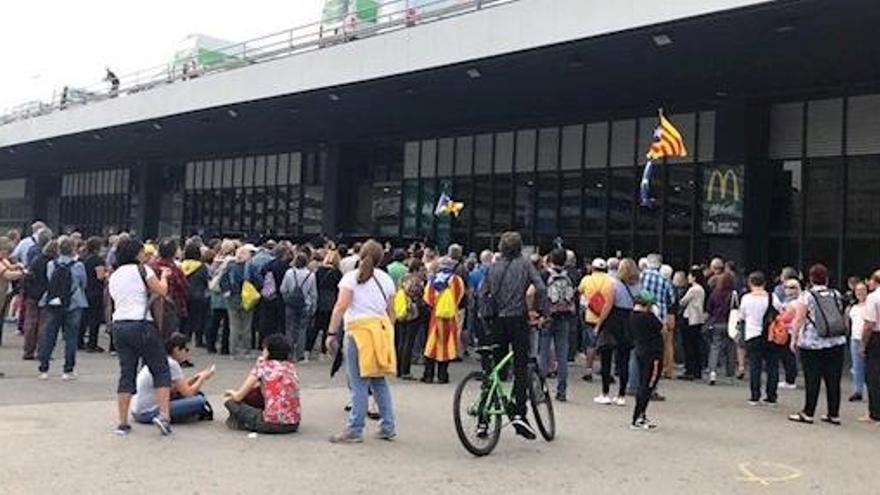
344, 334, 395, 437
538, 316, 571, 396
38, 308, 83, 373
133, 394, 207, 424
851, 338, 866, 395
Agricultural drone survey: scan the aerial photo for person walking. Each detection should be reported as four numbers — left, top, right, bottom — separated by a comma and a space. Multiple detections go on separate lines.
679, 267, 707, 380
37, 236, 88, 381
630, 291, 664, 430
108, 237, 173, 436
788, 264, 847, 425
326, 239, 397, 443
738, 272, 780, 405
706, 272, 737, 385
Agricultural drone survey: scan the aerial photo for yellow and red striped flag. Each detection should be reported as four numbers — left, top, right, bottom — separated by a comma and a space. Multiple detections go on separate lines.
646, 110, 688, 160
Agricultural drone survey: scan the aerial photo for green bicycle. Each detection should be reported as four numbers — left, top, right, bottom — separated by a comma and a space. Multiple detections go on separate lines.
453, 345, 555, 456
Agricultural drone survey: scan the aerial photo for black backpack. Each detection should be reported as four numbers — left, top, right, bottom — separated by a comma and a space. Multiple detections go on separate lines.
46, 261, 75, 309
807, 288, 847, 338
284, 271, 312, 315
22, 254, 50, 300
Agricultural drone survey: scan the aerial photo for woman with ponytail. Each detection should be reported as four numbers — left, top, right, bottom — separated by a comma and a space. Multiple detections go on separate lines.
326, 240, 398, 443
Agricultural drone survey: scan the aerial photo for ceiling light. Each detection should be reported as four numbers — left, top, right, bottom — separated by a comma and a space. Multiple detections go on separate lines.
775, 25, 795, 34
715, 90, 728, 98
45, 141, 54, 148
466, 68, 481, 79
8, 147, 15, 154
227, 109, 239, 118
152, 122, 163, 131
328, 93, 341, 101
93, 133, 102, 141
652, 34, 673, 47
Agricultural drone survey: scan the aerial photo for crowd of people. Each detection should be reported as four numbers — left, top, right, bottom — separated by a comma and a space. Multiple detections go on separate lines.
1, 220, 879, 440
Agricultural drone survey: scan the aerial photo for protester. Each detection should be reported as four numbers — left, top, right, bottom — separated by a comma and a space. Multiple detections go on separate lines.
108, 237, 173, 436
281, 252, 317, 361
637, 254, 675, 400
80, 237, 107, 352
131, 333, 215, 424
678, 267, 707, 380
181, 242, 210, 351
326, 239, 397, 443
738, 272, 780, 405
10, 221, 46, 267
207, 241, 235, 354
630, 290, 664, 430
0, 237, 25, 342
579, 258, 614, 383
396, 259, 427, 380
260, 243, 292, 343
310, 249, 343, 361
773, 267, 801, 389
37, 236, 87, 380
149, 238, 189, 339
848, 281, 868, 402
421, 257, 465, 384
224, 334, 301, 434
220, 244, 258, 358
386, 249, 408, 289
595, 257, 638, 406
860, 270, 880, 423
21, 228, 53, 360
788, 264, 847, 425
539, 248, 576, 402
706, 272, 737, 385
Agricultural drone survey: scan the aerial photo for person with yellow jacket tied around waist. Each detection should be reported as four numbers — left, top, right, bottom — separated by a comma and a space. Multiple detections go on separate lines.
325, 239, 398, 444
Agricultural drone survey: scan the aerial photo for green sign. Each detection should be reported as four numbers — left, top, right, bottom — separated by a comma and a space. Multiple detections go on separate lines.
702, 164, 744, 235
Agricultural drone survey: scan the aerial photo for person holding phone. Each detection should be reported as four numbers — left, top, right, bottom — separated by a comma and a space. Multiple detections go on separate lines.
130, 332, 215, 425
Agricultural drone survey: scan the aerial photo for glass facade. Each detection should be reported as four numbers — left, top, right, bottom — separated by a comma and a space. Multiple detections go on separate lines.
60, 169, 131, 235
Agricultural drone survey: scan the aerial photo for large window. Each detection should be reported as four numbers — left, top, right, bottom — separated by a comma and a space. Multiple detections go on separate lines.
61, 169, 131, 235
846, 155, 880, 278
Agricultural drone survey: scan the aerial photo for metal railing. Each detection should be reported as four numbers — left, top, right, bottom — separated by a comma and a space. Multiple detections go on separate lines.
0, 0, 518, 127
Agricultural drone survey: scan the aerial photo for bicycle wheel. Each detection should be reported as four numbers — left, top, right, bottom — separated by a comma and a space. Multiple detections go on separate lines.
453, 371, 502, 456
528, 366, 555, 441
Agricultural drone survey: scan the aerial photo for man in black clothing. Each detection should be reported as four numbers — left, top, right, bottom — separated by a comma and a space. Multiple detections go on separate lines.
80, 237, 107, 352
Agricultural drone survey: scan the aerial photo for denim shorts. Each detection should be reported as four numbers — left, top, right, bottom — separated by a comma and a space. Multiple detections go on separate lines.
582, 322, 597, 349
113, 320, 171, 394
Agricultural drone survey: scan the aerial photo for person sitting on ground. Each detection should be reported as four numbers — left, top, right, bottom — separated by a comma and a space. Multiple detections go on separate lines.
223, 334, 301, 434
130, 332, 215, 425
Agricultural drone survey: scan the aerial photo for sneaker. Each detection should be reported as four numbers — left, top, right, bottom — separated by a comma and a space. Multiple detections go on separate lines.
778, 381, 797, 390
747, 400, 760, 406
650, 392, 666, 402
113, 423, 132, 436
849, 393, 863, 402
581, 373, 593, 382
511, 415, 536, 440
555, 393, 567, 402
329, 431, 364, 444
375, 430, 397, 441
709, 371, 717, 385
630, 418, 658, 431
762, 398, 778, 407
613, 396, 626, 407
593, 395, 612, 405
61, 372, 77, 381
152, 415, 173, 436
38, 372, 49, 380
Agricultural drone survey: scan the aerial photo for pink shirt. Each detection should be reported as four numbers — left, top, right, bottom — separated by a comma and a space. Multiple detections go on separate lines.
250, 358, 301, 425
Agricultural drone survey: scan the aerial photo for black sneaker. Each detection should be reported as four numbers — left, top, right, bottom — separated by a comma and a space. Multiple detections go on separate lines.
511, 415, 536, 440
581, 373, 593, 382
555, 393, 567, 402
152, 415, 173, 436
849, 393, 863, 402
113, 423, 132, 436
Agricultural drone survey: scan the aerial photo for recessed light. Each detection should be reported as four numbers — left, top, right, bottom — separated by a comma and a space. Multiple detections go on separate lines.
152, 122, 163, 131
715, 90, 728, 98
7, 148, 15, 154
227, 109, 239, 118
652, 34, 673, 47
93, 133, 102, 140
45, 141, 54, 148
328, 93, 341, 101
466, 68, 481, 79
775, 25, 795, 34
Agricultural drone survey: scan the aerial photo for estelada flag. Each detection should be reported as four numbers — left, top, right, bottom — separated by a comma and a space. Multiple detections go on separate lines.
646, 110, 688, 160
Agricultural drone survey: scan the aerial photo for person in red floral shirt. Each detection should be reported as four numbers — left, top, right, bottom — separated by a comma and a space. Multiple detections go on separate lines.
149, 239, 189, 344
223, 334, 301, 434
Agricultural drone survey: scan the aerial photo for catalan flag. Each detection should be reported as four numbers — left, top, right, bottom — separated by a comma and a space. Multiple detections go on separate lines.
435, 192, 464, 217
647, 111, 688, 160
640, 109, 688, 206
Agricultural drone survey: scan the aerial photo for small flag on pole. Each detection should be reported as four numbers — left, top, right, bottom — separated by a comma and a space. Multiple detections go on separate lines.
435, 192, 464, 217
640, 109, 688, 206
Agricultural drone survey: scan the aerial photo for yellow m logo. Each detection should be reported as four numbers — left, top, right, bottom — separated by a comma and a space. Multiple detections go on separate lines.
706, 169, 740, 202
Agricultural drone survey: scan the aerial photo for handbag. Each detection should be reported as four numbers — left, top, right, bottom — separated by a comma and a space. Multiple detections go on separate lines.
726, 291, 741, 340
478, 259, 512, 320
241, 280, 261, 312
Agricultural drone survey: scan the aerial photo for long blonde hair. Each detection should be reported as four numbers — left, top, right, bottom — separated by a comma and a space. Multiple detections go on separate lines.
357, 239, 384, 284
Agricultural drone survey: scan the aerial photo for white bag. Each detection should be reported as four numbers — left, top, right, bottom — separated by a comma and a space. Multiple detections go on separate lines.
727, 291, 741, 340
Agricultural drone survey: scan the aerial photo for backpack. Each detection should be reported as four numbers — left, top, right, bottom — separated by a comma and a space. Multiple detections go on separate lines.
761, 292, 786, 345
261, 271, 278, 301
547, 271, 575, 315
285, 271, 312, 315
807, 288, 847, 338
136, 265, 180, 337
46, 261, 74, 309
435, 287, 457, 320
22, 254, 50, 300
586, 276, 609, 316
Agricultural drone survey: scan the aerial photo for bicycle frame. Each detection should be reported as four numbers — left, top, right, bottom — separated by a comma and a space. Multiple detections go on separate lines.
479, 350, 515, 417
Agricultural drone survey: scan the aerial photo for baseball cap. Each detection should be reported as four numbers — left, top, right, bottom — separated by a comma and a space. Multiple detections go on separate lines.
591, 258, 607, 270
241, 243, 259, 252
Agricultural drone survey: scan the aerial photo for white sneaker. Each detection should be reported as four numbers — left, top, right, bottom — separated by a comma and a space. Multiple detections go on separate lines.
613, 396, 627, 407
778, 381, 797, 390
38, 372, 49, 380
61, 372, 77, 381
593, 395, 612, 405
709, 371, 717, 385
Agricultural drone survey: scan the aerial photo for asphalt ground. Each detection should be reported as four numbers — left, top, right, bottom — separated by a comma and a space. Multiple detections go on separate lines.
0, 326, 877, 495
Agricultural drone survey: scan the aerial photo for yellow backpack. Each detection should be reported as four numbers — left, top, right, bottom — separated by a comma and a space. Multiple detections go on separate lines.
435, 287, 457, 319
241, 280, 261, 312
393, 288, 410, 322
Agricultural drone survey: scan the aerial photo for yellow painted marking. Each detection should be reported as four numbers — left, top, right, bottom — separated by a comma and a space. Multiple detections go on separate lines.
737, 462, 802, 486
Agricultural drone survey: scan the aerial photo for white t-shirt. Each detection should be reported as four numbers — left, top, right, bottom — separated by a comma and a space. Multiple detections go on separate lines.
339, 255, 359, 275
109, 265, 156, 321
131, 357, 183, 415
739, 291, 771, 341
864, 290, 880, 334
338, 269, 395, 324
850, 304, 865, 341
